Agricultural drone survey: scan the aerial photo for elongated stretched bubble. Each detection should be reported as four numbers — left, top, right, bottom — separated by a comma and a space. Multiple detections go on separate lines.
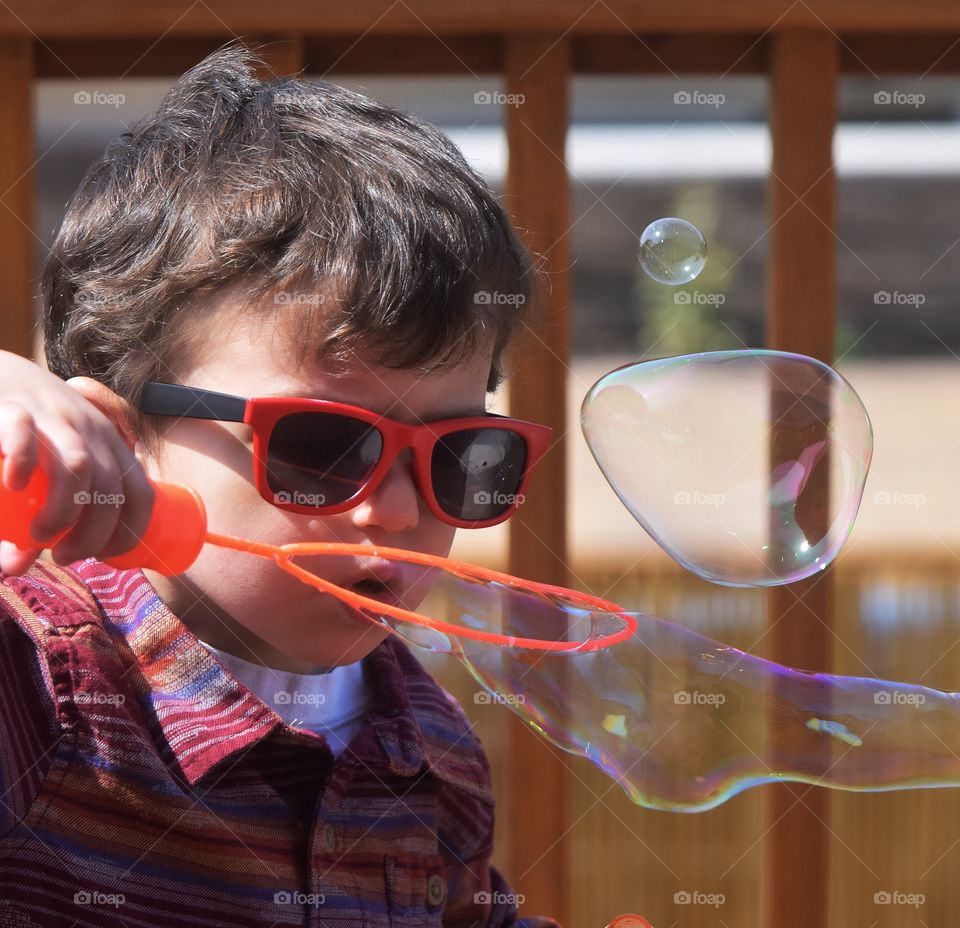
581, 350, 873, 586
336, 569, 960, 813
199, 542, 960, 813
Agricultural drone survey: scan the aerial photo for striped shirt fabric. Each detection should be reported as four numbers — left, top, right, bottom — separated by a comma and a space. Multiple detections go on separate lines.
0, 557, 561, 928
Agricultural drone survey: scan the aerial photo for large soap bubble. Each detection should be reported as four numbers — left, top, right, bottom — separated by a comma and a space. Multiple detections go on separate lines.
580, 350, 873, 587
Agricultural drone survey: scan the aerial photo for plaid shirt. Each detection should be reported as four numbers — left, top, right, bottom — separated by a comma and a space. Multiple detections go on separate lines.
0, 557, 561, 928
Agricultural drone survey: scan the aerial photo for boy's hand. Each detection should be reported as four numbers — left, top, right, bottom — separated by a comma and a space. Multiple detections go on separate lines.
0, 350, 155, 576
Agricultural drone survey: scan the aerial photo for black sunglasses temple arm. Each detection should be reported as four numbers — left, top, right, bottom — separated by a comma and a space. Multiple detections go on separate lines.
138, 383, 247, 422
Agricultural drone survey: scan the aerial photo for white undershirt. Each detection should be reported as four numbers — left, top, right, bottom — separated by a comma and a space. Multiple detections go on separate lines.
196, 640, 374, 757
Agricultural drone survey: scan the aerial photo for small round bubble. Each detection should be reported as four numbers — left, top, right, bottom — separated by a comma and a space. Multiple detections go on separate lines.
639, 217, 708, 285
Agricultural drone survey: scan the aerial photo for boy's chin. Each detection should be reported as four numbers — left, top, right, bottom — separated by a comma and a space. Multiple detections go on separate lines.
282, 618, 391, 669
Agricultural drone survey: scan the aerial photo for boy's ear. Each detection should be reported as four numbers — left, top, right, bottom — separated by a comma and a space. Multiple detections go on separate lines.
63, 377, 140, 454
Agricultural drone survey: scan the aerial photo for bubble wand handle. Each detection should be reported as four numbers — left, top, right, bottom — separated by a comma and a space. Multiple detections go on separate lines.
0, 446, 206, 575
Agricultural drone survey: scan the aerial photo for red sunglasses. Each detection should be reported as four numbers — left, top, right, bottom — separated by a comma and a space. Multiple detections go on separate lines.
138, 383, 552, 528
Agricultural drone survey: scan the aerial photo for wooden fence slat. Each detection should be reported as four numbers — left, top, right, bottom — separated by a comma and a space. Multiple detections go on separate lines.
0, 38, 35, 360
764, 29, 839, 928
504, 32, 572, 928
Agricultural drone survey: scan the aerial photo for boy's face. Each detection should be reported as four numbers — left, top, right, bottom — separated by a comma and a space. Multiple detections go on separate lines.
137, 304, 495, 671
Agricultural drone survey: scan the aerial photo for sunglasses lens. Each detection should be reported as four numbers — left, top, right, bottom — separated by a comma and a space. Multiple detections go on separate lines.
266, 412, 383, 507
432, 428, 528, 522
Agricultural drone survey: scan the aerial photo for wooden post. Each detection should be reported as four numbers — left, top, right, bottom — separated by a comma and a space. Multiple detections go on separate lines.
0, 38, 36, 359
504, 34, 572, 927
764, 30, 839, 928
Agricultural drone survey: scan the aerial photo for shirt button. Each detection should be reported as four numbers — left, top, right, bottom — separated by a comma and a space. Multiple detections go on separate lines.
426, 873, 446, 907
323, 823, 336, 854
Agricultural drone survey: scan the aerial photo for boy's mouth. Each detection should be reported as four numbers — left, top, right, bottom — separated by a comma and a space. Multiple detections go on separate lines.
348, 576, 404, 609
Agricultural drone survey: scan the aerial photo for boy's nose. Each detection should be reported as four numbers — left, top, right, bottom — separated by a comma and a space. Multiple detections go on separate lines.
350, 450, 421, 534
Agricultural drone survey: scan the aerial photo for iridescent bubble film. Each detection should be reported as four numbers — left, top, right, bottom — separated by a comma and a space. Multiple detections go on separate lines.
580, 350, 873, 587
381, 591, 960, 813
638, 217, 708, 285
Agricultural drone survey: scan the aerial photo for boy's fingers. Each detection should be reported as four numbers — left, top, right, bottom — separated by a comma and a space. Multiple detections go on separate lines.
48, 453, 125, 565
0, 539, 42, 576
0, 398, 156, 566
0, 402, 38, 492
98, 456, 155, 561
27, 426, 92, 545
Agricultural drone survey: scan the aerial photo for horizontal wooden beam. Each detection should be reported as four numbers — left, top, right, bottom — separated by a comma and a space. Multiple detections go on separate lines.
34, 35, 503, 77
35, 33, 960, 78
572, 33, 768, 72
840, 32, 960, 72
12, 2, 960, 39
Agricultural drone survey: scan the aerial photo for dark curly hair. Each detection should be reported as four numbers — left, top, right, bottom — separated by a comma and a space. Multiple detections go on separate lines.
40, 39, 541, 453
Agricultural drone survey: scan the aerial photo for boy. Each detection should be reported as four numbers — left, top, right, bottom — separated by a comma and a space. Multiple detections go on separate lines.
0, 41, 560, 927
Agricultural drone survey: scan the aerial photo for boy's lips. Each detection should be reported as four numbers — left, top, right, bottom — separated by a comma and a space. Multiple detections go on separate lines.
349, 582, 404, 610
343, 559, 405, 608
298, 554, 432, 616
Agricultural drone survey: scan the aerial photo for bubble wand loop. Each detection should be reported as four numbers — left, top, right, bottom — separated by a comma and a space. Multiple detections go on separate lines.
204, 530, 639, 652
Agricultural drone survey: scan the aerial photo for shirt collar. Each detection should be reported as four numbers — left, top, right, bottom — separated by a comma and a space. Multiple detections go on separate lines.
71, 559, 491, 799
